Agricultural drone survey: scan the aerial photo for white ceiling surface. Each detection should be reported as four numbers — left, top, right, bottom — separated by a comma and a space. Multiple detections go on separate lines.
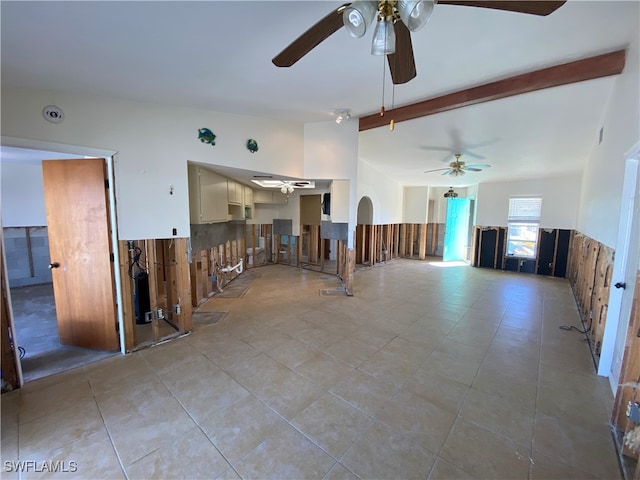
1, 1, 638, 187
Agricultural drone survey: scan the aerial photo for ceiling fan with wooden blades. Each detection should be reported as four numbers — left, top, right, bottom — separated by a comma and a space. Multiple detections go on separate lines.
272, 1, 566, 85
424, 153, 491, 176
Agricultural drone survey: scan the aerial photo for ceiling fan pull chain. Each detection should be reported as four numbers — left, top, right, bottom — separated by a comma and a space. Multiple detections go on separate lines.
380, 52, 386, 117
390, 83, 395, 131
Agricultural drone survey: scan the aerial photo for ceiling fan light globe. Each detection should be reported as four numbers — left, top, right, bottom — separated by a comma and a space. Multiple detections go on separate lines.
343, 1, 377, 38
371, 17, 396, 55
398, 0, 435, 32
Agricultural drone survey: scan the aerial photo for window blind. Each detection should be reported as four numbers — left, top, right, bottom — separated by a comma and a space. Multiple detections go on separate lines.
508, 197, 542, 221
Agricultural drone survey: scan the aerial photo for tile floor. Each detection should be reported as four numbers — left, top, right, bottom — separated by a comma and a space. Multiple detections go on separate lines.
1, 260, 622, 479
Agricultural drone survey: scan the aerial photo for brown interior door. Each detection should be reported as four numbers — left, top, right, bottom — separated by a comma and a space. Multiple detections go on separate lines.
42, 159, 119, 351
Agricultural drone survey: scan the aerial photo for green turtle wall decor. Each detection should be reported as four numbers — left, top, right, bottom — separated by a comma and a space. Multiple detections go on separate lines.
198, 128, 216, 146
246, 139, 259, 153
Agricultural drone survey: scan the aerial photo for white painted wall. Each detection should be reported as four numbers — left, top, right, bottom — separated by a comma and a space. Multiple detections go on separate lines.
357, 160, 403, 224
1, 88, 306, 240
476, 174, 582, 228
304, 121, 358, 245
577, 31, 640, 248
403, 187, 429, 223
1, 162, 47, 226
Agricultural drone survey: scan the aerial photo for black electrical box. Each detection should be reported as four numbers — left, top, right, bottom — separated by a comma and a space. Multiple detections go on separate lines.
134, 271, 151, 324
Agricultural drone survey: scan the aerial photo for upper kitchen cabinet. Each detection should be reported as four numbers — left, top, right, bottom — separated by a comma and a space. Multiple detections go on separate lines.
227, 179, 243, 205
188, 165, 229, 223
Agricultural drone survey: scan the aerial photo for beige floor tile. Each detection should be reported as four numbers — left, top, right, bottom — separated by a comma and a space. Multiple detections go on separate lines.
125, 427, 230, 480
265, 337, 320, 369
358, 349, 421, 388
529, 451, 599, 479
106, 404, 196, 467
159, 357, 250, 424
19, 402, 106, 461
420, 349, 481, 386
376, 389, 457, 454
323, 335, 381, 367
293, 351, 353, 389
440, 418, 531, 479
293, 324, 345, 351
9, 260, 623, 480
341, 420, 436, 480
330, 369, 399, 417
349, 327, 397, 350
85, 353, 156, 396
138, 336, 200, 373
242, 328, 293, 352
291, 393, 372, 458
459, 387, 534, 447
536, 384, 610, 430
200, 335, 261, 371
322, 463, 359, 480
532, 413, 620, 479
403, 369, 469, 415
428, 457, 476, 479
98, 374, 179, 417
472, 365, 537, 409
228, 353, 324, 419
1, 391, 19, 461
381, 336, 435, 363
201, 394, 286, 463
233, 424, 335, 479
21, 429, 124, 480
19, 376, 94, 424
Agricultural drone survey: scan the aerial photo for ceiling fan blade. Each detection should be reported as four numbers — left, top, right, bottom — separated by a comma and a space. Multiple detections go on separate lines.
437, 0, 566, 16
387, 21, 416, 85
464, 164, 492, 169
272, 4, 350, 67
441, 169, 455, 176
464, 167, 483, 172
424, 167, 450, 173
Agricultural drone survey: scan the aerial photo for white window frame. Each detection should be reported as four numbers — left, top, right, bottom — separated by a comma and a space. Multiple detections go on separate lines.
506, 197, 542, 258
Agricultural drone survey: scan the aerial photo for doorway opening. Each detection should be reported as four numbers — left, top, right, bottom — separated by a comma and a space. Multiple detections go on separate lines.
1, 143, 121, 384
443, 197, 472, 262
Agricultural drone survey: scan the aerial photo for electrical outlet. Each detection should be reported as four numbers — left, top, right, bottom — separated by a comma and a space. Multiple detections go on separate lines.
627, 401, 640, 422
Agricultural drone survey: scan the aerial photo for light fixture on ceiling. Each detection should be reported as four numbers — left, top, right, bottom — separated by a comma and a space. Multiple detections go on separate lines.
280, 183, 295, 195
251, 179, 315, 192
444, 187, 458, 198
335, 109, 352, 124
343, 0, 435, 55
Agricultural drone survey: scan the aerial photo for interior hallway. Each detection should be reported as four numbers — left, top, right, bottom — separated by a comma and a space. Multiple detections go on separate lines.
1, 260, 621, 479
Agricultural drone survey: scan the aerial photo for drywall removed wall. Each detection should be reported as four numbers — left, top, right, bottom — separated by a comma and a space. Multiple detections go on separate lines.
476, 174, 582, 228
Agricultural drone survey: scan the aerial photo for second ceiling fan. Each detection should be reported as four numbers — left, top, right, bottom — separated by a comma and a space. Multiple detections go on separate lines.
272, 0, 566, 85
424, 153, 491, 176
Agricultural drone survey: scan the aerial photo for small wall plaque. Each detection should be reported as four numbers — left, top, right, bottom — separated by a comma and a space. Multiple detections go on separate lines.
198, 128, 216, 146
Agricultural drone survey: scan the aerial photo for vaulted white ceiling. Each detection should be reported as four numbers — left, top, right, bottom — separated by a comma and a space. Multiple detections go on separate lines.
1, 1, 638, 187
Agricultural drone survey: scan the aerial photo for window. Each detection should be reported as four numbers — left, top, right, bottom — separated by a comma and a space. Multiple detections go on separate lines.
507, 197, 542, 258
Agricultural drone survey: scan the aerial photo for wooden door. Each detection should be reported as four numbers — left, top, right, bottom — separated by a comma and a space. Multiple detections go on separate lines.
42, 159, 119, 351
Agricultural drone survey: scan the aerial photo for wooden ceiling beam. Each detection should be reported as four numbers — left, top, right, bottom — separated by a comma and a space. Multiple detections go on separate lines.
359, 49, 626, 131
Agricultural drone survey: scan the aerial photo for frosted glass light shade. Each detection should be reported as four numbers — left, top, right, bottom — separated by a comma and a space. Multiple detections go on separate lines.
343, 1, 377, 38
371, 18, 396, 55
398, 0, 435, 32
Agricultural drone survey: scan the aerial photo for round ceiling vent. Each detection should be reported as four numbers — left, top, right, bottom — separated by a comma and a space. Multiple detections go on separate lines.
43, 105, 64, 123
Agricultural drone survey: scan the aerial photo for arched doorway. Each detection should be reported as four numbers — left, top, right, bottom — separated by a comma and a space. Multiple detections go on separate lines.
356, 197, 374, 264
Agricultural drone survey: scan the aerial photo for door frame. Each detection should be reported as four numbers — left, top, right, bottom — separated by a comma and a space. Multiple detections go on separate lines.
1, 136, 126, 361
598, 142, 640, 388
